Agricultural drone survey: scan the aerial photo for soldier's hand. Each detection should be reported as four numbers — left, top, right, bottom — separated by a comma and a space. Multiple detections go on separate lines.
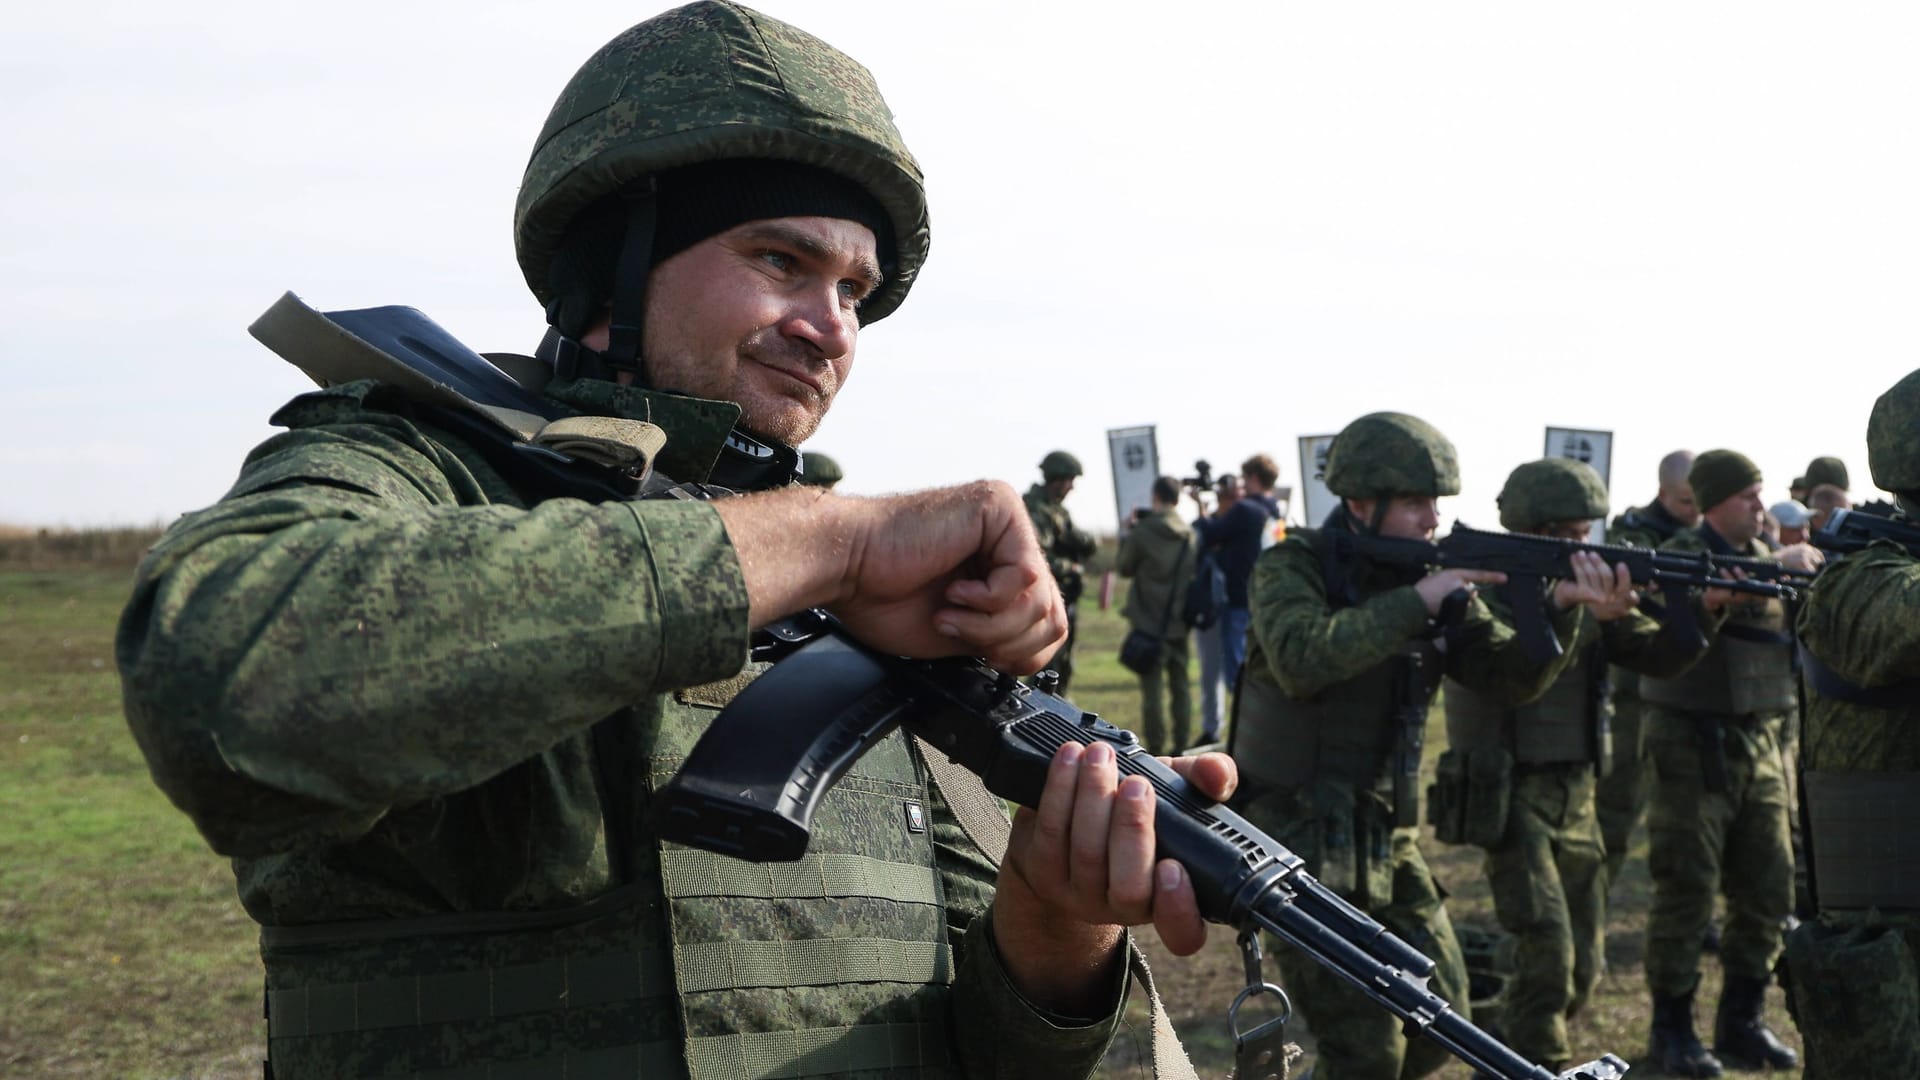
1701, 565, 1748, 613
1776, 542, 1826, 574
1414, 568, 1506, 614
715, 482, 1067, 673
990, 745, 1238, 1014
1556, 555, 1639, 617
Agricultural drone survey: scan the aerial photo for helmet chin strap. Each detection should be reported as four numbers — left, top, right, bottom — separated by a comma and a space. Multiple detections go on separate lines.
543, 182, 661, 385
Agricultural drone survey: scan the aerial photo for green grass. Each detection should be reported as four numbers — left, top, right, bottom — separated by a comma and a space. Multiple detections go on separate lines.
0, 569, 264, 1080
0, 559, 1800, 1078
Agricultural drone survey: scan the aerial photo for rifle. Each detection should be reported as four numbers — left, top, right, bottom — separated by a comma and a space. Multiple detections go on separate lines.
1810, 507, 1920, 558
654, 611, 1630, 1080
1326, 523, 1806, 664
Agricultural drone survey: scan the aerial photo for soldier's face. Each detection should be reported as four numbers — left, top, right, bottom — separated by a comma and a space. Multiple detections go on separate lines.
1705, 481, 1767, 545
1538, 520, 1593, 542
1660, 483, 1701, 527
1376, 495, 1441, 540
616, 215, 882, 446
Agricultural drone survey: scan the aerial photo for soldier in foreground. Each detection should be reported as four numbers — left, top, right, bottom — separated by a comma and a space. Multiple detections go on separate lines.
1440, 458, 1710, 1071
115, 5, 1231, 1077
1787, 370, 1920, 1078
1596, 449, 1697, 898
1025, 450, 1098, 695
1232, 413, 1628, 1080
1639, 450, 1823, 1076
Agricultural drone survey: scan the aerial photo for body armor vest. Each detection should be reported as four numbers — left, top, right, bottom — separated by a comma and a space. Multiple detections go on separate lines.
1640, 597, 1796, 716
1444, 634, 1606, 767
1234, 528, 1442, 796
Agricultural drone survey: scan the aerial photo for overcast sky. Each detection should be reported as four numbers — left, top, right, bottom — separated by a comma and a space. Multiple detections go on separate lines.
5, 2, 1918, 533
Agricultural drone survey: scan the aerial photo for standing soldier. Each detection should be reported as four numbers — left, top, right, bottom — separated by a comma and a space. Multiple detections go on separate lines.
1117, 476, 1198, 756
1027, 451, 1097, 694
1441, 458, 1709, 1072
1640, 450, 1823, 1076
1597, 449, 1698, 897
1787, 370, 1920, 1078
1233, 413, 1626, 1080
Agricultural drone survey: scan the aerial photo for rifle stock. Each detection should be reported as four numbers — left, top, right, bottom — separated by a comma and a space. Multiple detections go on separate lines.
655, 612, 1630, 1080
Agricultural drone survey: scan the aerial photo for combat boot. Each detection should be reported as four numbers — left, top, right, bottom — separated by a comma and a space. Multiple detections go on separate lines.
1713, 973, 1799, 1071
1649, 989, 1724, 1078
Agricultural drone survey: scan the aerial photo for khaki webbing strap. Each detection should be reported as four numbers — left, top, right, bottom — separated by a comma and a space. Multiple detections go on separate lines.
677, 937, 948, 993
685, 1019, 950, 1078
912, 736, 1203, 1080
661, 850, 940, 904
1805, 770, 1920, 910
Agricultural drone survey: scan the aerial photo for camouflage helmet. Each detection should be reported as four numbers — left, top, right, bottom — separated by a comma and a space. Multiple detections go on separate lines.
514, 1, 929, 324
1496, 458, 1609, 532
1322, 412, 1461, 499
1868, 368, 1920, 508
1803, 455, 1850, 492
1039, 451, 1084, 480
799, 451, 843, 487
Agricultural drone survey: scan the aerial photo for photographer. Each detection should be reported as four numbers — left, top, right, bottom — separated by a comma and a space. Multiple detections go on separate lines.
1190, 453, 1282, 689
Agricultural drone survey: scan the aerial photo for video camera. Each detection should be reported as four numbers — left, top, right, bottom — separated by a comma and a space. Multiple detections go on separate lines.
1181, 459, 1215, 495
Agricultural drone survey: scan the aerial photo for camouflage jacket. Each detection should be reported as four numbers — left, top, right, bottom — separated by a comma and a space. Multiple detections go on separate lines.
1607, 499, 1689, 551
1797, 539, 1920, 773
118, 374, 1121, 1079
1244, 530, 1581, 706
1023, 484, 1096, 586
1116, 507, 1195, 634
1235, 527, 1582, 795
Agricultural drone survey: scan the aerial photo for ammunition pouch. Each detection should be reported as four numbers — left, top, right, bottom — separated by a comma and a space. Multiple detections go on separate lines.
1428, 746, 1513, 849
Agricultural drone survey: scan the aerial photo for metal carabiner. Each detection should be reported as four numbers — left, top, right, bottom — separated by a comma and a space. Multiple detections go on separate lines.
1230, 928, 1296, 1080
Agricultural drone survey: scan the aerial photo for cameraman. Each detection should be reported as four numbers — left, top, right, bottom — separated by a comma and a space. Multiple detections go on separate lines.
1191, 454, 1282, 691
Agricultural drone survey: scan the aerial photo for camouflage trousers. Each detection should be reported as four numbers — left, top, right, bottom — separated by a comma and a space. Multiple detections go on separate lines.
1786, 911, 1920, 1080
1594, 695, 1649, 889
1643, 708, 1793, 995
1482, 764, 1606, 1067
1133, 632, 1191, 757
1240, 781, 1470, 1080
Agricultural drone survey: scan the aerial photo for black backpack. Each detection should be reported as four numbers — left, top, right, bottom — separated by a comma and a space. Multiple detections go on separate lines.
1184, 550, 1228, 629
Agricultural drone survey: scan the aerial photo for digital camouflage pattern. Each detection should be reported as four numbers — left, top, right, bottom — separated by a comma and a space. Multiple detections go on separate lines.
1232, 527, 1582, 1080
118, 373, 1122, 1079
1869, 368, 1920, 506
1444, 586, 1706, 1066
1495, 458, 1608, 532
1321, 412, 1461, 500
1640, 525, 1794, 998
1024, 483, 1096, 694
515, 1, 929, 324
1789, 530, 1920, 1077
1595, 499, 1691, 887
1116, 507, 1196, 755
